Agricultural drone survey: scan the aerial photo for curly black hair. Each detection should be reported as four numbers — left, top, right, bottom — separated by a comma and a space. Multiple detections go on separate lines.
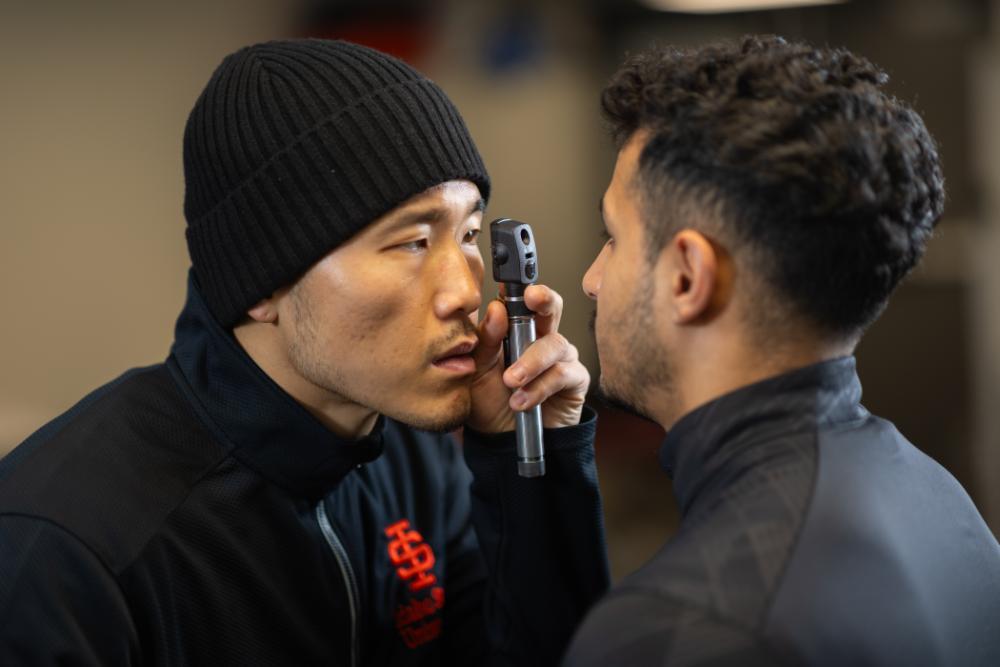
601, 35, 945, 339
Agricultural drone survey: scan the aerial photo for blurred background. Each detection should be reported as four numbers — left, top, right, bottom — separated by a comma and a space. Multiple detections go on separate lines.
2, 0, 999, 580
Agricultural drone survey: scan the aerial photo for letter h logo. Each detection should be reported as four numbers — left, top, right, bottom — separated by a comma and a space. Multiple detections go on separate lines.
385, 519, 437, 592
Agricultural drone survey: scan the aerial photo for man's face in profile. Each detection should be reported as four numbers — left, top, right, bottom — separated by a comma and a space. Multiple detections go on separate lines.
583, 132, 673, 421
276, 180, 487, 432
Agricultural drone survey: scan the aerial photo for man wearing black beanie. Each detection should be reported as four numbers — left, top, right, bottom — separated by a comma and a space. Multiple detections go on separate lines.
0, 39, 609, 665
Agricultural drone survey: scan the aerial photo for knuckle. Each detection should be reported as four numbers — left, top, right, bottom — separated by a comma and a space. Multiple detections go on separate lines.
529, 367, 555, 391
514, 358, 537, 380
556, 334, 573, 358
537, 335, 565, 362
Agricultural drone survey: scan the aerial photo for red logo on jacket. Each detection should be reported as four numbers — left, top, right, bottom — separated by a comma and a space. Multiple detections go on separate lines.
385, 519, 443, 648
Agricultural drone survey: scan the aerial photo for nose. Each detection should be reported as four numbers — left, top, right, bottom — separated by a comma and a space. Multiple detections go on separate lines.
433, 245, 482, 320
582, 245, 607, 300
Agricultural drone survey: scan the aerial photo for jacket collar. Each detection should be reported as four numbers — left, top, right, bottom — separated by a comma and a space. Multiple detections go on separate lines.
168, 272, 384, 499
659, 357, 868, 515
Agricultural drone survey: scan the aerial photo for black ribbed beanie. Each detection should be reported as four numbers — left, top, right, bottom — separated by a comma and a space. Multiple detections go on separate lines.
183, 39, 491, 328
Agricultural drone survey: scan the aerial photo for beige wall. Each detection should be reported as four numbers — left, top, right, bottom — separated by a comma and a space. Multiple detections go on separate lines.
0, 1, 296, 451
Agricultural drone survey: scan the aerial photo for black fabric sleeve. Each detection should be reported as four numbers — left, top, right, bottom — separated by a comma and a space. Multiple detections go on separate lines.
563, 588, 788, 667
0, 514, 138, 665
458, 407, 611, 666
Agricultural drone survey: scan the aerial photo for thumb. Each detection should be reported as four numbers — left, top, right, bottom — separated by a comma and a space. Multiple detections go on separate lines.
473, 299, 507, 372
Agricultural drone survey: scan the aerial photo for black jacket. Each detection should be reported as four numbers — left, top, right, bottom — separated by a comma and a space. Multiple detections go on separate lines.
0, 276, 610, 666
565, 358, 1000, 666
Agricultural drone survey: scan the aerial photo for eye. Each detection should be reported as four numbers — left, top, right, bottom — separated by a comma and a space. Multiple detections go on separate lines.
462, 228, 481, 244
396, 238, 429, 252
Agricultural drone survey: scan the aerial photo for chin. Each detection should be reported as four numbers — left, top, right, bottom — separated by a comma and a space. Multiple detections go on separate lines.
388, 389, 472, 433
597, 373, 657, 424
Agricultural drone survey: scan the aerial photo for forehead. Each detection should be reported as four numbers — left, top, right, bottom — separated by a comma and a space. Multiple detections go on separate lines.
612, 131, 647, 188
411, 180, 483, 210
367, 180, 484, 233
334, 180, 483, 247
605, 131, 649, 221
395, 180, 483, 217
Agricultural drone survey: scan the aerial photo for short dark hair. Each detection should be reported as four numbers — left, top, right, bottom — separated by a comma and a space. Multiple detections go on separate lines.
601, 35, 945, 339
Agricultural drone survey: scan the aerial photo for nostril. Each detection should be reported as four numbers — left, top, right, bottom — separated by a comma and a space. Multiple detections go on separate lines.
582, 271, 600, 300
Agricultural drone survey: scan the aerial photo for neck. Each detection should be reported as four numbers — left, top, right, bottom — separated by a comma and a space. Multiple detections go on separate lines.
233, 321, 379, 440
657, 329, 853, 431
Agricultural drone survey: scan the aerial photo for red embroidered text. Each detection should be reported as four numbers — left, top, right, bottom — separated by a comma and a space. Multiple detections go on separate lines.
385, 519, 444, 649
385, 519, 437, 592
394, 586, 445, 648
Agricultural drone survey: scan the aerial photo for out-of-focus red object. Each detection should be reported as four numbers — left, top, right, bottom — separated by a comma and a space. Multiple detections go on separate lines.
303, 21, 430, 65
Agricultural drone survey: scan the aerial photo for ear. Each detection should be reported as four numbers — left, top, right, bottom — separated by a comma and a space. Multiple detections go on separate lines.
246, 296, 279, 324
660, 229, 720, 325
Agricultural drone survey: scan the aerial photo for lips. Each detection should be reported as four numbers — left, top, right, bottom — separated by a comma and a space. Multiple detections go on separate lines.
432, 339, 477, 375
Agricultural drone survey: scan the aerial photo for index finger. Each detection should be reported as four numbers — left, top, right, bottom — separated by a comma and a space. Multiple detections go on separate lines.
523, 284, 563, 336
473, 298, 507, 374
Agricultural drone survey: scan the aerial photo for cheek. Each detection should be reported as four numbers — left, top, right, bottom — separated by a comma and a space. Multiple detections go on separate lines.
340, 289, 411, 347
597, 258, 627, 314
307, 262, 410, 346
595, 260, 641, 340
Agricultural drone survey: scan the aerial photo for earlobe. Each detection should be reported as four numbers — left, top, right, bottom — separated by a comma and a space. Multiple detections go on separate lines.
246, 298, 279, 324
669, 229, 718, 324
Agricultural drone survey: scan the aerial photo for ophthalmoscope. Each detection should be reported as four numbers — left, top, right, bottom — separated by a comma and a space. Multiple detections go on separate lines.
490, 218, 544, 478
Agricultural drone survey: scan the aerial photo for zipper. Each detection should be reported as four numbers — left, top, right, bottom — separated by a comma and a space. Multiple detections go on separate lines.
315, 501, 360, 667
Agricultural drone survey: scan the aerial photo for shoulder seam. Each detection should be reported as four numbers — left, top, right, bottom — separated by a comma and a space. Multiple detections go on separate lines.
756, 421, 821, 634
601, 584, 791, 664
10, 365, 166, 453
608, 584, 758, 636
0, 512, 130, 603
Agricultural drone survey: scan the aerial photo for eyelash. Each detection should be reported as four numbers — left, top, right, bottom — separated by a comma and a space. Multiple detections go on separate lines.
396, 229, 480, 252
398, 239, 428, 252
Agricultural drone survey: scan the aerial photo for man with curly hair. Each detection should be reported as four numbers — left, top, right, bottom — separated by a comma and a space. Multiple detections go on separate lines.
566, 36, 1000, 666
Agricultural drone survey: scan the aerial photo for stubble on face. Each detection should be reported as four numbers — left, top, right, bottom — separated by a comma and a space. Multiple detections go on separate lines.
589, 130, 685, 428
593, 265, 676, 424
286, 278, 351, 406
286, 276, 474, 434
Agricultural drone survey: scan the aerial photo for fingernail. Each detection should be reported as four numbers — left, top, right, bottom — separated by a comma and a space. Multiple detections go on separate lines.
511, 391, 527, 409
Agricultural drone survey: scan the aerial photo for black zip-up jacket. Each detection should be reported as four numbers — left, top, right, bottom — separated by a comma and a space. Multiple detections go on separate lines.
0, 276, 610, 666
565, 358, 1000, 666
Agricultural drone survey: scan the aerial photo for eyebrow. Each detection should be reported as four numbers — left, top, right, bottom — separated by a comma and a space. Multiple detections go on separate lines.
390, 197, 486, 230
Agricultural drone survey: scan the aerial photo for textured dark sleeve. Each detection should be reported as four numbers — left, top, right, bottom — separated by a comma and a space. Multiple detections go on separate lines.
563, 589, 788, 667
459, 407, 611, 666
0, 514, 138, 665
